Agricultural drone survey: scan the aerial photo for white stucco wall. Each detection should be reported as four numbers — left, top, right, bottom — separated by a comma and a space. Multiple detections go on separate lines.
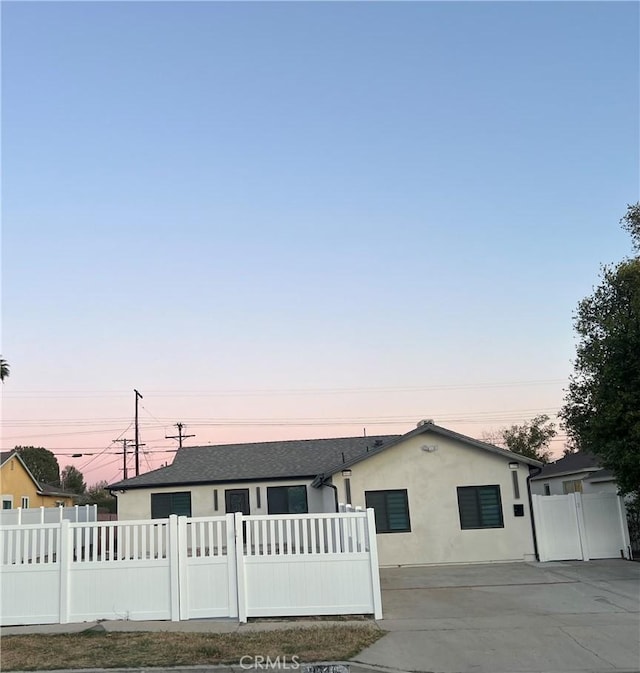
332, 432, 537, 566
530, 473, 619, 496
116, 478, 326, 521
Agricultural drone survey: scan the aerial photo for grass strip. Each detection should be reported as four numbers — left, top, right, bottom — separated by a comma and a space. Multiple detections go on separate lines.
1, 625, 383, 671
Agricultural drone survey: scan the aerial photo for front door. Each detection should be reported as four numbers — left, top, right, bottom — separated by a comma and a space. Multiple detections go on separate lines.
225, 488, 250, 515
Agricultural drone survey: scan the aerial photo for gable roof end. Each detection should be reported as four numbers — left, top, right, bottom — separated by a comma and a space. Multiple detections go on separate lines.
320, 421, 543, 478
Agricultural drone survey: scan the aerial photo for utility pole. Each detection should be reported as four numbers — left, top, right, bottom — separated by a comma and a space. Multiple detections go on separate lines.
134, 389, 143, 476
165, 422, 195, 450
114, 439, 132, 480
113, 438, 146, 480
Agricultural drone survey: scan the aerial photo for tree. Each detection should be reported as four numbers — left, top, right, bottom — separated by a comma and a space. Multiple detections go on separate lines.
0, 357, 9, 382
560, 203, 640, 495
61, 465, 86, 495
78, 481, 117, 513
15, 446, 60, 486
489, 414, 556, 463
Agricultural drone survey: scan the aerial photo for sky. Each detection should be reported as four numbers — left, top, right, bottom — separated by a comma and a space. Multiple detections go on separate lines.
2, 1, 638, 487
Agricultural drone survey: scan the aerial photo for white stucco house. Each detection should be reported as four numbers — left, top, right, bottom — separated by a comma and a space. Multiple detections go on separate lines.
109, 420, 542, 567
529, 452, 619, 497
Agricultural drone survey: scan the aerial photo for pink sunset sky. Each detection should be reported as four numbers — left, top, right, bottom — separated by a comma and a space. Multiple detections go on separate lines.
2, 2, 637, 486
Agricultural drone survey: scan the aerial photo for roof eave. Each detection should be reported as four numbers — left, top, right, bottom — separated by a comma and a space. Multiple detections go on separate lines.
110, 473, 320, 491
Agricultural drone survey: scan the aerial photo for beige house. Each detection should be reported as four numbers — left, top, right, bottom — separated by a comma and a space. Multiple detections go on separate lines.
110, 421, 541, 567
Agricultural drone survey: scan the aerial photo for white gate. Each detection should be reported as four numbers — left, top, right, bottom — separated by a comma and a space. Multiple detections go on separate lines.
532, 493, 631, 562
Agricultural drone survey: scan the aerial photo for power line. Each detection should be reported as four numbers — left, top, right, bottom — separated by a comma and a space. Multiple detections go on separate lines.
1, 378, 568, 398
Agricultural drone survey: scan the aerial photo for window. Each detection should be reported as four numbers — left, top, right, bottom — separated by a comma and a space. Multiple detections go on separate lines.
457, 485, 504, 530
2, 497, 12, 510
256, 486, 261, 509
213, 489, 218, 511
562, 479, 583, 494
21, 497, 29, 509
543, 483, 551, 496
151, 492, 192, 519
267, 486, 308, 514
365, 490, 411, 533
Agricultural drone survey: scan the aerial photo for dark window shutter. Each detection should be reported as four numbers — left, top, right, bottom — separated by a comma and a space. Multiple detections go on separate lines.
151, 493, 171, 519
267, 487, 288, 514
365, 490, 410, 533
267, 486, 309, 514
151, 492, 192, 519
457, 486, 503, 529
387, 491, 410, 531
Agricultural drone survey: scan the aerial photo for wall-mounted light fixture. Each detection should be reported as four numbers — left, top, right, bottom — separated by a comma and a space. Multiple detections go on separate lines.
509, 462, 519, 470
342, 469, 352, 477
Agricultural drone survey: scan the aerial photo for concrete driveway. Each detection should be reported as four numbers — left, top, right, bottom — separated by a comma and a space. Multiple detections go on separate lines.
353, 559, 640, 673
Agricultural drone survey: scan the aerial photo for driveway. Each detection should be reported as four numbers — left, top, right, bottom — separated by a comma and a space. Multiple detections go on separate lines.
353, 559, 640, 673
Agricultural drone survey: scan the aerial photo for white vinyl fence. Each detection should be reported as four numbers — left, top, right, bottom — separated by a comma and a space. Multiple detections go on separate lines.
0, 510, 382, 626
532, 493, 631, 562
0, 505, 98, 526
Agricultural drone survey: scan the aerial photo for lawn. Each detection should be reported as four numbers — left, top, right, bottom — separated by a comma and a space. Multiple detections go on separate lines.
1, 625, 384, 671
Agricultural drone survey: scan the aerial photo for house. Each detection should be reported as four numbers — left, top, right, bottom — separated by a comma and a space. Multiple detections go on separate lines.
0, 451, 76, 509
110, 420, 542, 567
530, 452, 619, 497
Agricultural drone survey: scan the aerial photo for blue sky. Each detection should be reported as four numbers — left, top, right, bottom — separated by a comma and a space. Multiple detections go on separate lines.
2, 1, 638, 484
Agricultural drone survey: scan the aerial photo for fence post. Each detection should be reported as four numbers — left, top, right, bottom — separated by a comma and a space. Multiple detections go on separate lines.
366, 508, 383, 620
178, 517, 189, 620
92, 504, 98, 522
59, 506, 64, 522
531, 495, 547, 562
226, 513, 239, 619
168, 516, 180, 621
617, 496, 632, 559
234, 512, 247, 623
574, 493, 590, 561
40, 506, 45, 524
59, 520, 72, 623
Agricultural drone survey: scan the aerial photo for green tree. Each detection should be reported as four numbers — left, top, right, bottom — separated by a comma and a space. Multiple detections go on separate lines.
61, 465, 86, 495
78, 481, 117, 513
560, 203, 640, 495
16, 446, 60, 486
0, 356, 9, 382
499, 414, 556, 463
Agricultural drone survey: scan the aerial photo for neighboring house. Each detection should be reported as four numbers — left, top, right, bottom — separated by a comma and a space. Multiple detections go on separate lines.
530, 452, 619, 497
110, 421, 542, 567
0, 451, 76, 509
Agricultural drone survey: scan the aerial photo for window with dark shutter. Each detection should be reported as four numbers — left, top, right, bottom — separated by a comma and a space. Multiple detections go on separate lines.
365, 489, 411, 533
151, 492, 192, 519
457, 485, 503, 530
266, 486, 308, 514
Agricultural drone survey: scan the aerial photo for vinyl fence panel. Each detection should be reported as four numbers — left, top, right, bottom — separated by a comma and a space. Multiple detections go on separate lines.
1, 510, 382, 626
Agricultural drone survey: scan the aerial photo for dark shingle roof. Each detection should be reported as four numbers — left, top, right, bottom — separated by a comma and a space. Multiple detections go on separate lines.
109, 435, 399, 490
585, 468, 615, 483
530, 452, 601, 480
0, 450, 16, 466
38, 483, 78, 498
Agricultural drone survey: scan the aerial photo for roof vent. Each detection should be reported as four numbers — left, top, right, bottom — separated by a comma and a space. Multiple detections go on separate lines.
373, 439, 383, 447
417, 418, 434, 427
